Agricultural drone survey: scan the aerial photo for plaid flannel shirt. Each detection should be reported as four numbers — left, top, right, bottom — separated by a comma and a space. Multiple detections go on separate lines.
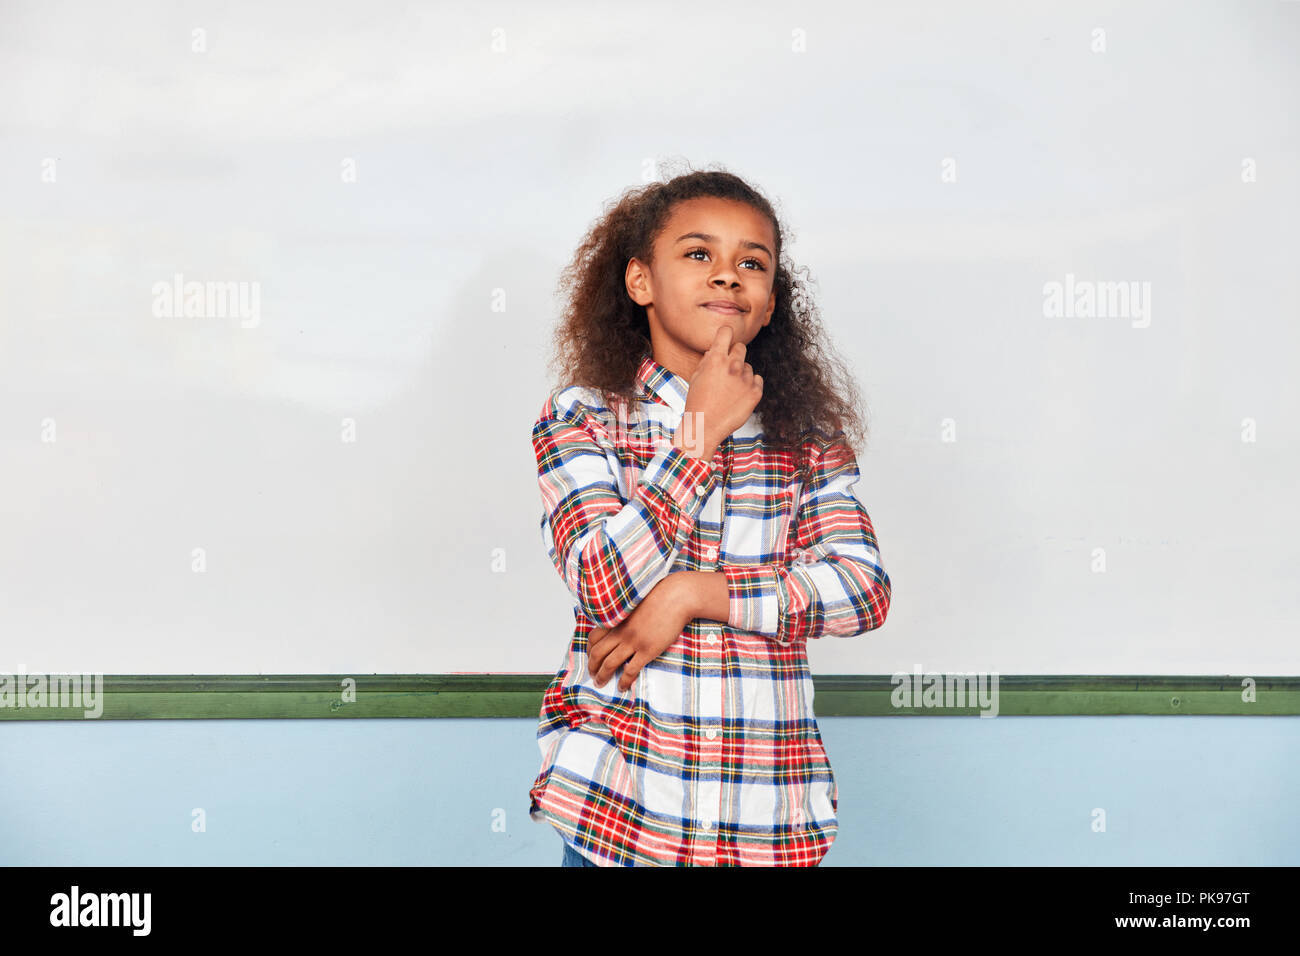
528, 354, 891, 866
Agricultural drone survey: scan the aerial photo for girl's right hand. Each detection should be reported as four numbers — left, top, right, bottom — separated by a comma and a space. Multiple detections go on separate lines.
682, 325, 764, 451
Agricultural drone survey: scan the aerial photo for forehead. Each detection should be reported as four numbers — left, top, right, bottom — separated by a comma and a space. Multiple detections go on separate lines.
659, 197, 775, 247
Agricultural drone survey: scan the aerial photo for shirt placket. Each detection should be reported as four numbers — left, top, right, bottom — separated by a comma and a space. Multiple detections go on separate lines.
691, 438, 729, 866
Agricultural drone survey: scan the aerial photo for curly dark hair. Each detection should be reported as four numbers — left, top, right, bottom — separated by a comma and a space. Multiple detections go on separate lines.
544, 160, 871, 484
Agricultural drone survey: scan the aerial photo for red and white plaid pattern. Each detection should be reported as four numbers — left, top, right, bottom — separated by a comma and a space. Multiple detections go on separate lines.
528, 354, 891, 865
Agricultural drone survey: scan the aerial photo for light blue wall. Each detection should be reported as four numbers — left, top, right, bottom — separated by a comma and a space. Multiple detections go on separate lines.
2, 716, 1297, 866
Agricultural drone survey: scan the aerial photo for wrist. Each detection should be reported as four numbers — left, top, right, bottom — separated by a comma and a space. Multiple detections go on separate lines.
666, 570, 729, 624
671, 415, 720, 461
663, 570, 704, 620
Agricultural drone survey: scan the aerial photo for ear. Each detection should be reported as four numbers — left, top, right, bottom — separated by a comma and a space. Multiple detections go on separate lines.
625, 257, 651, 307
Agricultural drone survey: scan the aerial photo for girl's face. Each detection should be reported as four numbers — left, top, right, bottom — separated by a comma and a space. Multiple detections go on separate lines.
626, 196, 777, 381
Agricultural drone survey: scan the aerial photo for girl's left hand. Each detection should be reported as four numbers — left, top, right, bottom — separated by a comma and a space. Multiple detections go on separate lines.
587, 575, 693, 692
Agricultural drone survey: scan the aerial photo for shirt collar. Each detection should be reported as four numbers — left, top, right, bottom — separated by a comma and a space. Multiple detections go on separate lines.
635, 354, 689, 415
636, 352, 761, 440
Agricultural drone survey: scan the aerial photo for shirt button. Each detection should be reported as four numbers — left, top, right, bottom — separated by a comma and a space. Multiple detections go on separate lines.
706, 634, 718, 645
704, 547, 717, 560
694, 484, 707, 497
706, 728, 717, 740
701, 819, 712, 830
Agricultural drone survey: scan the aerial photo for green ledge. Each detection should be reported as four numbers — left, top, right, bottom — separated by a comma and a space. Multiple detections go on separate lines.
0, 675, 1297, 719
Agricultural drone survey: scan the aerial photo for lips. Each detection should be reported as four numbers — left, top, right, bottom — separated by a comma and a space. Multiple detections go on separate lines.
701, 301, 745, 313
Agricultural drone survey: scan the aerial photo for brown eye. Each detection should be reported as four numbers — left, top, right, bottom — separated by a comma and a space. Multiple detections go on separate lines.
686, 248, 766, 271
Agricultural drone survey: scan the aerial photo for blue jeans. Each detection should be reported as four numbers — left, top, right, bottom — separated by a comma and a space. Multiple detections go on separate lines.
561, 839, 597, 867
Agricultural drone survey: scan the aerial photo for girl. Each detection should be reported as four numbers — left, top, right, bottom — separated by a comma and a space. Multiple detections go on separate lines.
528, 166, 891, 867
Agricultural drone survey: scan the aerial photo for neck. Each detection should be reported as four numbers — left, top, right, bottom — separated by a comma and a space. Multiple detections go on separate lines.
648, 336, 702, 383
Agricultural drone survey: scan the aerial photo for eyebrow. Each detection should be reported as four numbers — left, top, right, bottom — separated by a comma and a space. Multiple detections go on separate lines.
674, 232, 773, 260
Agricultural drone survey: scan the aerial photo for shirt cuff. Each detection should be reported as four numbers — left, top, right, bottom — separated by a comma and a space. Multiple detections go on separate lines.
636, 439, 719, 521
722, 563, 789, 644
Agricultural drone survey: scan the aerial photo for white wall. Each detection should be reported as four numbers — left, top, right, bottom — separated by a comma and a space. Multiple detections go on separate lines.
1, 0, 1296, 673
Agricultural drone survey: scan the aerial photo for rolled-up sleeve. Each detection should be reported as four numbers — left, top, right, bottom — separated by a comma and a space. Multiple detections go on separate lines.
722, 433, 891, 645
534, 388, 718, 627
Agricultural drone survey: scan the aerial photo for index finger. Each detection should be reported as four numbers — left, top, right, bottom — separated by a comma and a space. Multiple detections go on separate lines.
711, 323, 733, 353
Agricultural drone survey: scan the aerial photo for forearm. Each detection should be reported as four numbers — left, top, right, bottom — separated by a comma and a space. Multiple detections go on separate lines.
537, 398, 721, 628
670, 570, 731, 624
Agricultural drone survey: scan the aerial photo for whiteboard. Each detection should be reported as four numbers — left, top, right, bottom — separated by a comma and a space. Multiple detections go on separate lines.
2, 1, 1296, 675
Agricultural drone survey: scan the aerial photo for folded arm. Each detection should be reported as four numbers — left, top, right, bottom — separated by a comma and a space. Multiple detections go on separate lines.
534, 388, 720, 628
690, 433, 891, 645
